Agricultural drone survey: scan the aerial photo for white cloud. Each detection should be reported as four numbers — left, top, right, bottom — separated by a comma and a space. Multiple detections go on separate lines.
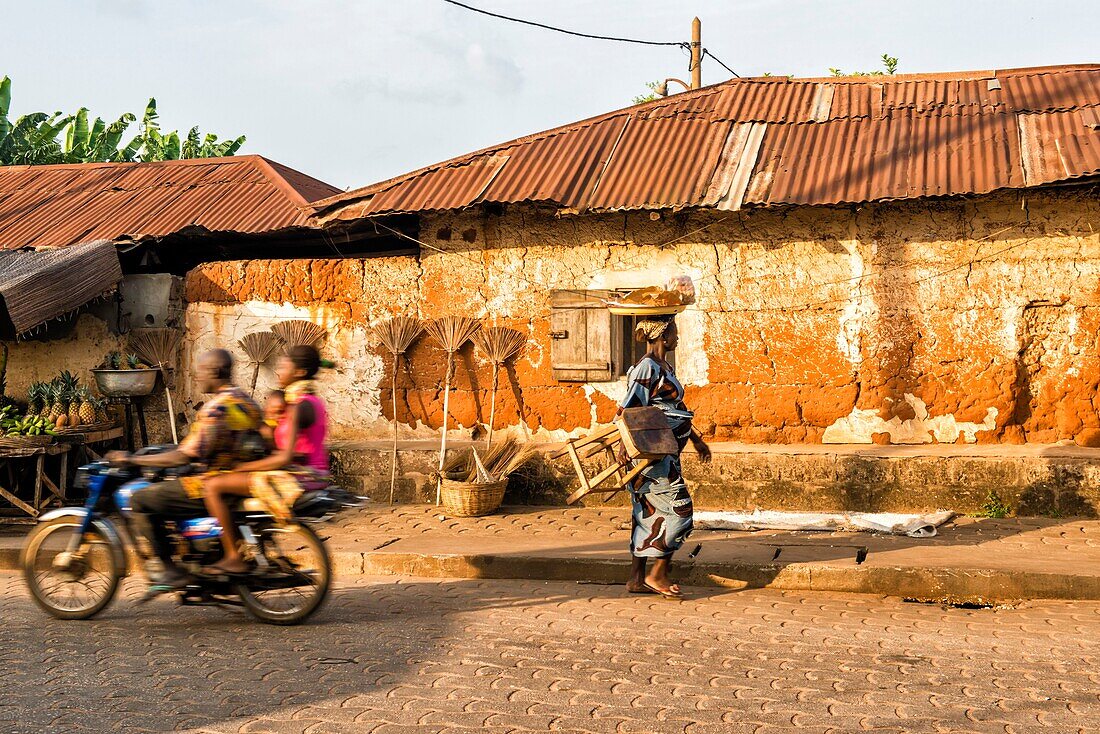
464, 43, 524, 95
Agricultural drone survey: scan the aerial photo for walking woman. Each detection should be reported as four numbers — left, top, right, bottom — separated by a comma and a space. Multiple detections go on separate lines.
619, 315, 711, 599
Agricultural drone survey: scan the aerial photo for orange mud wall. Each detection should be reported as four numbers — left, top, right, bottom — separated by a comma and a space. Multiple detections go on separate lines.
185, 187, 1100, 445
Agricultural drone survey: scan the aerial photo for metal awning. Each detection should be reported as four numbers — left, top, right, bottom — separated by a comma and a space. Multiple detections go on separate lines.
0, 241, 123, 336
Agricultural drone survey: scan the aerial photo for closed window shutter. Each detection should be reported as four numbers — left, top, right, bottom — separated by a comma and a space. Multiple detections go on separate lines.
550, 290, 614, 382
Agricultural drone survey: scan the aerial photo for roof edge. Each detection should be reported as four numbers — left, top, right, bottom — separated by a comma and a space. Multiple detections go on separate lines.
311, 62, 1100, 216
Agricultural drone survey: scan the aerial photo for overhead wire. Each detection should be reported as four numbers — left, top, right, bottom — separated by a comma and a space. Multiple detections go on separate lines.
441, 0, 741, 79
441, 0, 686, 48
702, 49, 740, 79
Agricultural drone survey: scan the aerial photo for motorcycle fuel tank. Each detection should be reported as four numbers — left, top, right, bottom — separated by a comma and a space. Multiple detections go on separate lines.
114, 479, 150, 513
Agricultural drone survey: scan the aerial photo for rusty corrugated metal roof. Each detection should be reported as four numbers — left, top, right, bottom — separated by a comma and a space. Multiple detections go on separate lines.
313, 64, 1100, 222
0, 156, 340, 250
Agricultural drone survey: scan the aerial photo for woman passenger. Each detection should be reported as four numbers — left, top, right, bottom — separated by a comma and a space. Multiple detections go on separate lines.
201, 345, 330, 575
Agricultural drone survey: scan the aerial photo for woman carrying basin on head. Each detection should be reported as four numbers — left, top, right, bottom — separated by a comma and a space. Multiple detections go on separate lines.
619, 312, 711, 600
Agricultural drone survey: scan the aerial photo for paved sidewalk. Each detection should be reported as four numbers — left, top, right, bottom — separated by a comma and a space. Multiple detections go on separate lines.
5, 505, 1100, 603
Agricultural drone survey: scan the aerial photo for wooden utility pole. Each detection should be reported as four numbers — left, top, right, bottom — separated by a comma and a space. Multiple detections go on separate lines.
690, 17, 702, 89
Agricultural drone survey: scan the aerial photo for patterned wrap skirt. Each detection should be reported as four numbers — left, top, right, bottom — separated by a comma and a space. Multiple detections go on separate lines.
628, 416, 694, 559
249, 466, 330, 526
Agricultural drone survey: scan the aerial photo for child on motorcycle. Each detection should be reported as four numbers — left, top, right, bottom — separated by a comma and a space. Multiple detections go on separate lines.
201, 345, 331, 575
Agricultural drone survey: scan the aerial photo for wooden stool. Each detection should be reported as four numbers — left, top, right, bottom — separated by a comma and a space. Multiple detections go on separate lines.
552, 424, 656, 505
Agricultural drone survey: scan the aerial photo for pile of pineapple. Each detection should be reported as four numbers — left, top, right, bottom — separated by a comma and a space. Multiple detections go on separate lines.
103, 352, 152, 371
27, 371, 111, 429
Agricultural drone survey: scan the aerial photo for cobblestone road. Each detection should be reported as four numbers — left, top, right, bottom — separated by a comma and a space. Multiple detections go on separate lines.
2, 573, 1099, 734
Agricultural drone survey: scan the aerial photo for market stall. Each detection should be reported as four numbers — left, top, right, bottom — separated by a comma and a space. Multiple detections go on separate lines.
0, 241, 129, 521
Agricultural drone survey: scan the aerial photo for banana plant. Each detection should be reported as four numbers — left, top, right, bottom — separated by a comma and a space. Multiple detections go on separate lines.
0, 76, 246, 165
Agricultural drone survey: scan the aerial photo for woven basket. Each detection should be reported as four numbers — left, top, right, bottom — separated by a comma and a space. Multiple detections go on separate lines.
53, 420, 119, 435
0, 434, 53, 448
439, 478, 507, 517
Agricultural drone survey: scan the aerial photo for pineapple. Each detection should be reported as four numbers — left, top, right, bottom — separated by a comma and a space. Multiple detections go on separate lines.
67, 395, 81, 427
46, 385, 64, 424
78, 388, 96, 425
94, 396, 110, 423
26, 382, 43, 418
57, 370, 78, 395
105, 352, 122, 370
126, 354, 149, 370
38, 385, 52, 419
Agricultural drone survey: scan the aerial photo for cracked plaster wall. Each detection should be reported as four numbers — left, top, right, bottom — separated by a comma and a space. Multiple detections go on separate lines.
183, 187, 1100, 445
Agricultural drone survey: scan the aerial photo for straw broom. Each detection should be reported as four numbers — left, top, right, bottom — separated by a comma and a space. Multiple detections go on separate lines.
272, 319, 327, 349
424, 316, 482, 504
130, 327, 183, 444
472, 326, 526, 449
238, 331, 285, 396
372, 316, 423, 504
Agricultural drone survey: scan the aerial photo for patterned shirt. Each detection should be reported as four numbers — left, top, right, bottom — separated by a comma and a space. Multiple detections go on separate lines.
178, 385, 264, 497
619, 356, 694, 422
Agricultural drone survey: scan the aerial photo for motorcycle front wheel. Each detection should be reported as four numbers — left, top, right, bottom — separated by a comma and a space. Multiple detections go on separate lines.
237, 522, 331, 625
22, 517, 123, 620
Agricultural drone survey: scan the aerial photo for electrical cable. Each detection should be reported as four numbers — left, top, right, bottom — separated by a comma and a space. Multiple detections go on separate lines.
441, 0, 687, 48
702, 49, 740, 79
441, 1, 742, 81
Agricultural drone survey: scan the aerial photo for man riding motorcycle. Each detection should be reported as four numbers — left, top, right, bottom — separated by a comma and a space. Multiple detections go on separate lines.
107, 348, 264, 595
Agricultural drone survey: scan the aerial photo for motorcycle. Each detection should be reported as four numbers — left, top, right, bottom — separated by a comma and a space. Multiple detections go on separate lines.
20, 447, 359, 625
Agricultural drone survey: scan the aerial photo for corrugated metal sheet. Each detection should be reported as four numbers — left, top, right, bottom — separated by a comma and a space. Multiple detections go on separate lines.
0, 156, 340, 250
313, 64, 1100, 222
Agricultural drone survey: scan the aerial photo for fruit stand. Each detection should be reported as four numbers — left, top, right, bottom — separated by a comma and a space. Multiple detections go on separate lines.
0, 359, 147, 522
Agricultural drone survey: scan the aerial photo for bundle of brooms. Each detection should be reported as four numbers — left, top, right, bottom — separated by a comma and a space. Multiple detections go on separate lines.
424, 315, 481, 505
372, 316, 423, 504
437, 436, 536, 517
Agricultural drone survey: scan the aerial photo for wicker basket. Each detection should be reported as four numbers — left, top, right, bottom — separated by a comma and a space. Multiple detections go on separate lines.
439, 478, 507, 517
0, 434, 53, 449
53, 420, 119, 435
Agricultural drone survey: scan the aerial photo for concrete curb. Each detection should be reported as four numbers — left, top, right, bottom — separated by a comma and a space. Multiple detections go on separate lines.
348, 551, 1100, 605
6, 545, 1099, 604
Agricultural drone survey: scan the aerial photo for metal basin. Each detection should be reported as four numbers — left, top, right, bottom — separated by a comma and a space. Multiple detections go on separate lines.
91, 368, 159, 397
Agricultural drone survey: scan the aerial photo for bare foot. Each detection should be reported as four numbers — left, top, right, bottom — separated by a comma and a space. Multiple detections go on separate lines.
627, 582, 657, 594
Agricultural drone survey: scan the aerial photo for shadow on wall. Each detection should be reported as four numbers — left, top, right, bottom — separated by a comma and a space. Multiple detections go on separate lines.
1016, 462, 1098, 518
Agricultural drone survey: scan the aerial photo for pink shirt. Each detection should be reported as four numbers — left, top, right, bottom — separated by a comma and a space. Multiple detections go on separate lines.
274, 394, 329, 473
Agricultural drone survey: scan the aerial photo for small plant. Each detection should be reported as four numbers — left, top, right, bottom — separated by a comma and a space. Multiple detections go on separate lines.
977, 490, 1011, 519
830, 53, 899, 77
632, 81, 661, 105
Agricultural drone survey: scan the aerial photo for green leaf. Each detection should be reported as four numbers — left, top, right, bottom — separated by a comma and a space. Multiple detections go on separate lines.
0, 77, 11, 143
162, 131, 181, 160
117, 132, 143, 162
220, 135, 245, 156
0, 76, 10, 119
96, 112, 135, 161
182, 126, 200, 158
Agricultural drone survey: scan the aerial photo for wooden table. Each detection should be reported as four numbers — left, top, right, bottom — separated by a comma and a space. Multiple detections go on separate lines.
0, 427, 124, 522
0, 443, 73, 521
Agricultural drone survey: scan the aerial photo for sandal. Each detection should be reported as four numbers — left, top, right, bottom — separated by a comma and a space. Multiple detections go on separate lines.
641, 582, 684, 600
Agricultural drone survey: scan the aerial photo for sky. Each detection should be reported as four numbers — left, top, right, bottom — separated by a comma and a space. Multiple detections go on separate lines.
2, 0, 1097, 192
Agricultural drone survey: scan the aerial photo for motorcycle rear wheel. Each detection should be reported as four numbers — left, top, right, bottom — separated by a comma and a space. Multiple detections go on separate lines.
237, 522, 331, 625
22, 517, 123, 620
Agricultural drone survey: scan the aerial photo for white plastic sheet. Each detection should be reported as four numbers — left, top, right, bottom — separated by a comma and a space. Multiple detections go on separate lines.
693, 510, 956, 538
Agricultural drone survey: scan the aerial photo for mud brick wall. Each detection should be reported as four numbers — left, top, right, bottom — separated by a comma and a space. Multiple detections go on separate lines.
183, 187, 1100, 446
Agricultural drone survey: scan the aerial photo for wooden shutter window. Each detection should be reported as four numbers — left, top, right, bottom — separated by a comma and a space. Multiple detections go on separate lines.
550, 290, 615, 382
